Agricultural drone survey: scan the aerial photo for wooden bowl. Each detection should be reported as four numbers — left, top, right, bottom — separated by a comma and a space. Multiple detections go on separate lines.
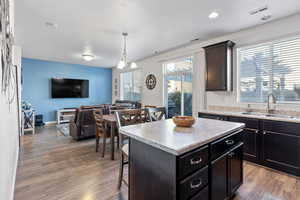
172, 116, 196, 127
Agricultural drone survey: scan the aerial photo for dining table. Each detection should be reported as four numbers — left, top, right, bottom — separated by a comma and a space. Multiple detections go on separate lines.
103, 114, 118, 160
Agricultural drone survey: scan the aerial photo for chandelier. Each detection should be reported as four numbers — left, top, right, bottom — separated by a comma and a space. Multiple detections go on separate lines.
117, 33, 137, 69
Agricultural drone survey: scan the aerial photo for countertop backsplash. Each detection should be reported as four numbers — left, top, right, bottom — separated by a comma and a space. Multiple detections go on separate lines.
207, 105, 300, 118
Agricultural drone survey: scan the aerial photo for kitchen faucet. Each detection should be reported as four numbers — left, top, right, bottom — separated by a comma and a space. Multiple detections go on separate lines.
266, 93, 277, 114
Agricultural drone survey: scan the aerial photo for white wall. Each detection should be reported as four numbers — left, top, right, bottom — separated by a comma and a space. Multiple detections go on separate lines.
0, 45, 21, 200
113, 13, 300, 113
0, 0, 21, 199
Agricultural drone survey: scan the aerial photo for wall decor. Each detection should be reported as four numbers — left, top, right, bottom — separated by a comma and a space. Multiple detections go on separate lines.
114, 78, 118, 96
145, 74, 156, 90
0, 0, 15, 104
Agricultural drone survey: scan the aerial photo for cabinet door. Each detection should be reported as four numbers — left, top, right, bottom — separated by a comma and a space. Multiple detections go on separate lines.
211, 154, 228, 200
228, 117, 260, 163
228, 144, 243, 196
205, 45, 227, 91
190, 186, 209, 200
262, 130, 300, 176
243, 128, 259, 162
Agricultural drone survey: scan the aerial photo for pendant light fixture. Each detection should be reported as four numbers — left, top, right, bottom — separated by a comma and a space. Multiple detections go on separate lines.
117, 32, 137, 69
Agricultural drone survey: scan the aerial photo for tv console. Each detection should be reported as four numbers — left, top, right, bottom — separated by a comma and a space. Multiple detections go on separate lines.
57, 108, 76, 124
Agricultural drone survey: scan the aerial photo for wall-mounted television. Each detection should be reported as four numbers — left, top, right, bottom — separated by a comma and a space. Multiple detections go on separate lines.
51, 78, 89, 98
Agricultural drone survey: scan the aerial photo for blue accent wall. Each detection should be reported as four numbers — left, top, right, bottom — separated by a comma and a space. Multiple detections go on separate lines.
22, 58, 112, 122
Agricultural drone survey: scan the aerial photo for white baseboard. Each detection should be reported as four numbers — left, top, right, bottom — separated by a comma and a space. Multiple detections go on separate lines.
44, 121, 57, 126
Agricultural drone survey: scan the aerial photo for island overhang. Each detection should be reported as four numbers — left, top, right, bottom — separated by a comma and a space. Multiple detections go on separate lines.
120, 118, 245, 155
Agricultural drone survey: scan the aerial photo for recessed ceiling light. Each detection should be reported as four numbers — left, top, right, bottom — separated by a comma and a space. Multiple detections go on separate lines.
261, 15, 272, 21
82, 54, 95, 61
209, 11, 219, 19
45, 22, 58, 29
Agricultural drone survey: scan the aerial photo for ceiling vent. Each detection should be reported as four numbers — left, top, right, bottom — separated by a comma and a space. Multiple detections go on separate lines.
45, 22, 58, 29
191, 38, 200, 42
249, 5, 268, 15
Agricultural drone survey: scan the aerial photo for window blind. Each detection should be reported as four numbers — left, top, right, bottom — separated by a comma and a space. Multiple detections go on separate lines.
238, 36, 300, 103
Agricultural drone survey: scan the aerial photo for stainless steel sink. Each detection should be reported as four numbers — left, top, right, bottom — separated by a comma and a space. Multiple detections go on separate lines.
241, 112, 265, 116
264, 113, 296, 119
241, 112, 297, 119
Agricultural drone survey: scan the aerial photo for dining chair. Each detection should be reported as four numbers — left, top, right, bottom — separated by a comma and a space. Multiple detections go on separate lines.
148, 107, 167, 121
93, 109, 110, 157
144, 105, 157, 108
115, 108, 151, 189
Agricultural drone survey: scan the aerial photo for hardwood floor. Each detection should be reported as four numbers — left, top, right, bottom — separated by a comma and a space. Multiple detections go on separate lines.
15, 126, 300, 200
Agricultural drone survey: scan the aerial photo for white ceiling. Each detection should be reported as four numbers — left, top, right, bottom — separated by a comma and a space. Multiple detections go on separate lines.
15, 0, 300, 68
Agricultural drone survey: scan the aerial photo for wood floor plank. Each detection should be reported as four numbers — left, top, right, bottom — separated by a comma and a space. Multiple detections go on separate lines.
14, 126, 299, 200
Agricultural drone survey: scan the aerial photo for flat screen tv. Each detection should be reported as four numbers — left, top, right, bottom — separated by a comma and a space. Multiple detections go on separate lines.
51, 78, 89, 98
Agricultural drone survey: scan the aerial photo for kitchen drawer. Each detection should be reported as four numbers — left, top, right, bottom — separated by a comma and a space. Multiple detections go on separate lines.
263, 120, 300, 136
179, 166, 208, 200
190, 185, 209, 200
229, 116, 259, 129
211, 130, 243, 160
178, 145, 209, 179
198, 113, 227, 121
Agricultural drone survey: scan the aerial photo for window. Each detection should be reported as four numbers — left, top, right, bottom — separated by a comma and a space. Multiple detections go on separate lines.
120, 70, 142, 101
164, 57, 193, 117
238, 36, 300, 103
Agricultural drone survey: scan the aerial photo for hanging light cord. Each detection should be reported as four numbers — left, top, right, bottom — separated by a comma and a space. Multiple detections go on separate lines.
122, 32, 128, 65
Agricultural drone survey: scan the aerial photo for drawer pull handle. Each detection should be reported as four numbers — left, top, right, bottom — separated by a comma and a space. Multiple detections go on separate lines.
190, 157, 202, 165
228, 152, 235, 157
225, 139, 235, 145
190, 179, 202, 189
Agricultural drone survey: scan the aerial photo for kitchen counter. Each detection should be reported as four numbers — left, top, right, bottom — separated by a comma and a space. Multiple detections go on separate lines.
120, 118, 245, 200
199, 110, 300, 177
120, 118, 244, 155
199, 109, 300, 123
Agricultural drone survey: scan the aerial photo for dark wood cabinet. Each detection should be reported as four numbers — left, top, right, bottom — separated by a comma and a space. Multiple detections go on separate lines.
211, 143, 244, 200
129, 139, 177, 200
242, 128, 259, 162
211, 154, 228, 200
211, 130, 243, 160
178, 145, 209, 179
261, 130, 300, 175
200, 112, 300, 177
204, 41, 235, 91
190, 186, 209, 200
228, 117, 260, 163
129, 128, 244, 200
179, 166, 209, 200
198, 113, 228, 121
228, 144, 243, 197
261, 120, 300, 176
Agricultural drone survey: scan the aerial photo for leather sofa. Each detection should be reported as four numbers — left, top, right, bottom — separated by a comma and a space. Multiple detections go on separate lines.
70, 108, 97, 140
80, 105, 110, 114
69, 102, 139, 140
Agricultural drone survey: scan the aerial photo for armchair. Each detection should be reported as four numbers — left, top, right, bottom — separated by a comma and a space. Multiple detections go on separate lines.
70, 108, 96, 140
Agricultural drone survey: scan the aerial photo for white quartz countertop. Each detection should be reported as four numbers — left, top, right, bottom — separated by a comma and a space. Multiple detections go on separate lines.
198, 110, 300, 123
120, 118, 245, 156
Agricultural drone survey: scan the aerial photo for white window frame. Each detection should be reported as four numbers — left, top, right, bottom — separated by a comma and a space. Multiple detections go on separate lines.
237, 35, 300, 104
119, 68, 142, 102
163, 56, 194, 116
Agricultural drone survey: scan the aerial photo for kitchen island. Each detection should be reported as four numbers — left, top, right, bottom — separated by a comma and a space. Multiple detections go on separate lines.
120, 118, 245, 200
